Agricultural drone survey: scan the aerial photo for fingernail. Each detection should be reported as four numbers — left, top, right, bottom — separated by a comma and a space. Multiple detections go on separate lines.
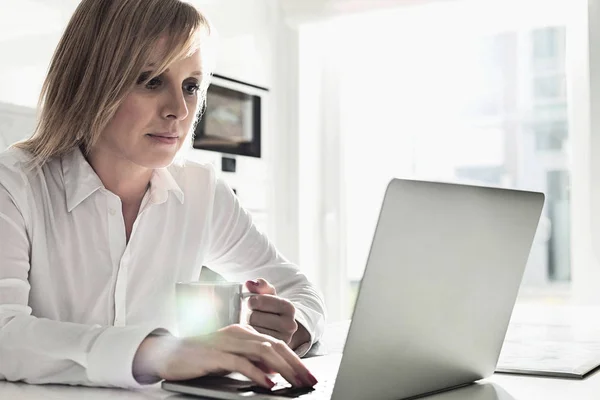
265, 377, 275, 388
307, 372, 318, 386
247, 280, 259, 286
295, 375, 307, 387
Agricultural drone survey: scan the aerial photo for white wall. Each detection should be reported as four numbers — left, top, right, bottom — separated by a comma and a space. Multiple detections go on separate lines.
569, 0, 600, 305
0, 1, 73, 108
194, 1, 306, 266
190, 1, 301, 263
0, 103, 36, 150
193, 0, 276, 89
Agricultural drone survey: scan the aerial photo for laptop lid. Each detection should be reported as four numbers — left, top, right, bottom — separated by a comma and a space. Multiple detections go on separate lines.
331, 178, 544, 400
162, 178, 544, 400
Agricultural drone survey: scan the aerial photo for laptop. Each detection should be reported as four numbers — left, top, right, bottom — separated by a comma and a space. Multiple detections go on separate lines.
162, 178, 545, 400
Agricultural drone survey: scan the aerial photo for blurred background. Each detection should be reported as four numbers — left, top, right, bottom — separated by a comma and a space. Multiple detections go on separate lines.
1, 0, 598, 322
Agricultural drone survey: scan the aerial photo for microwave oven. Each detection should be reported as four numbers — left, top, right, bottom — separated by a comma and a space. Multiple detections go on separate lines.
192, 74, 268, 158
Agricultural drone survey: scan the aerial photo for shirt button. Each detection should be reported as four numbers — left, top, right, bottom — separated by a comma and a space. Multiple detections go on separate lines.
108, 208, 116, 216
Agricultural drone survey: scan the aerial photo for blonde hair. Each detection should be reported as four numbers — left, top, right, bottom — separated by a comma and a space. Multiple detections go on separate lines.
15, 0, 212, 166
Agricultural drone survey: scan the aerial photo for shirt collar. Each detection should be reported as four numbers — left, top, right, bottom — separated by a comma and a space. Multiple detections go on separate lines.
148, 167, 185, 205
62, 148, 104, 212
62, 148, 184, 212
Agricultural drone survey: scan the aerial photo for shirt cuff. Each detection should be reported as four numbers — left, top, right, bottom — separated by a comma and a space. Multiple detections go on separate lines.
87, 326, 167, 388
293, 303, 325, 358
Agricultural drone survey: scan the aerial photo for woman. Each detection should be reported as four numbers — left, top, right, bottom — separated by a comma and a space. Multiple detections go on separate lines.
0, 0, 325, 390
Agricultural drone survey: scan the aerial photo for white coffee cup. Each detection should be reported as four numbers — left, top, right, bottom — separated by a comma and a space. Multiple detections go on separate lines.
175, 281, 253, 337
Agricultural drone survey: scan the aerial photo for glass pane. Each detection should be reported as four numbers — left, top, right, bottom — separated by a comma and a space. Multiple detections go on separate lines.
331, 2, 570, 318
532, 26, 565, 71
533, 27, 559, 60
533, 75, 566, 100
534, 120, 568, 151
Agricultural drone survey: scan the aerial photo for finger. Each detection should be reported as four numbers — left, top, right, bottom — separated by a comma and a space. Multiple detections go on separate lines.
250, 342, 308, 387
213, 334, 306, 387
256, 279, 276, 294
218, 352, 276, 389
248, 295, 295, 316
262, 339, 317, 387
254, 361, 276, 374
245, 279, 277, 295
249, 311, 297, 337
253, 326, 287, 342
206, 370, 230, 377
224, 327, 317, 387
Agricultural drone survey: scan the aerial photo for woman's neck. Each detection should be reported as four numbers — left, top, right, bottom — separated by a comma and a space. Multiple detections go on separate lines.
85, 147, 153, 207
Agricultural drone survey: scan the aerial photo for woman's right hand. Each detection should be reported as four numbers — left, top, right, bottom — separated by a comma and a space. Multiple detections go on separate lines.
132, 324, 318, 389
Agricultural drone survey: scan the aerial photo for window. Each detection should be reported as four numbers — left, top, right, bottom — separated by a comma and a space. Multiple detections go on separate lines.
299, 0, 573, 321
533, 75, 566, 100
532, 27, 565, 71
534, 120, 568, 151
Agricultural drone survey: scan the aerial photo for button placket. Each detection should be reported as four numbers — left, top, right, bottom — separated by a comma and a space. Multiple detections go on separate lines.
106, 193, 127, 327
113, 254, 128, 327
107, 188, 158, 327
110, 191, 155, 327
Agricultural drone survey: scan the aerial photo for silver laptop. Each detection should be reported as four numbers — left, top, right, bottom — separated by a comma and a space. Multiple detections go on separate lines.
162, 178, 544, 400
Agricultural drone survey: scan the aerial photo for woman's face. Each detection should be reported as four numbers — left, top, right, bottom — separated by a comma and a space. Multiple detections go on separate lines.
94, 44, 204, 169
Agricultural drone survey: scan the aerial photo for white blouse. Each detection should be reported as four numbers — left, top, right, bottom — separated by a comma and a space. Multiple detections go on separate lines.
0, 147, 326, 388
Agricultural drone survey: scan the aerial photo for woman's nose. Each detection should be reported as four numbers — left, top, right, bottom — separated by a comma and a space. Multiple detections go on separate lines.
162, 89, 189, 120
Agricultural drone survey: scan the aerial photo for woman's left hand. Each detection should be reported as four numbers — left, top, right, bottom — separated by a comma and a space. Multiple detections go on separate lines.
245, 279, 310, 350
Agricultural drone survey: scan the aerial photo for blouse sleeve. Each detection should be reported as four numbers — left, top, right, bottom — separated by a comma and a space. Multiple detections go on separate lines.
203, 178, 326, 356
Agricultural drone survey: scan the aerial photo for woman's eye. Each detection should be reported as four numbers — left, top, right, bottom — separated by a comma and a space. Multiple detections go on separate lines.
184, 83, 200, 95
136, 72, 150, 84
136, 72, 162, 90
145, 77, 162, 90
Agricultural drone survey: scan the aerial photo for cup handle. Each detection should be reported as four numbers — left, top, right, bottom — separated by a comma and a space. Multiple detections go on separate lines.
240, 292, 257, 324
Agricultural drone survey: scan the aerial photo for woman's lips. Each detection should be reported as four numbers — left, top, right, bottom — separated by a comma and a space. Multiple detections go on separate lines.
146, 133, 178, 145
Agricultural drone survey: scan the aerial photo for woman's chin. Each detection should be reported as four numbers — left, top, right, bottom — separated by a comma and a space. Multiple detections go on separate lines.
137, 153, 177, 169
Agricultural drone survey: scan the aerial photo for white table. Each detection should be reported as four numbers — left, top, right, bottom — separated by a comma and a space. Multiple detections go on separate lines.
3, 304, 600, 399
2, 373, 600, 400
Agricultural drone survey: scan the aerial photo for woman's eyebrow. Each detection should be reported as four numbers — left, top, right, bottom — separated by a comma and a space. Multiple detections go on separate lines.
145, 63, 203, 77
